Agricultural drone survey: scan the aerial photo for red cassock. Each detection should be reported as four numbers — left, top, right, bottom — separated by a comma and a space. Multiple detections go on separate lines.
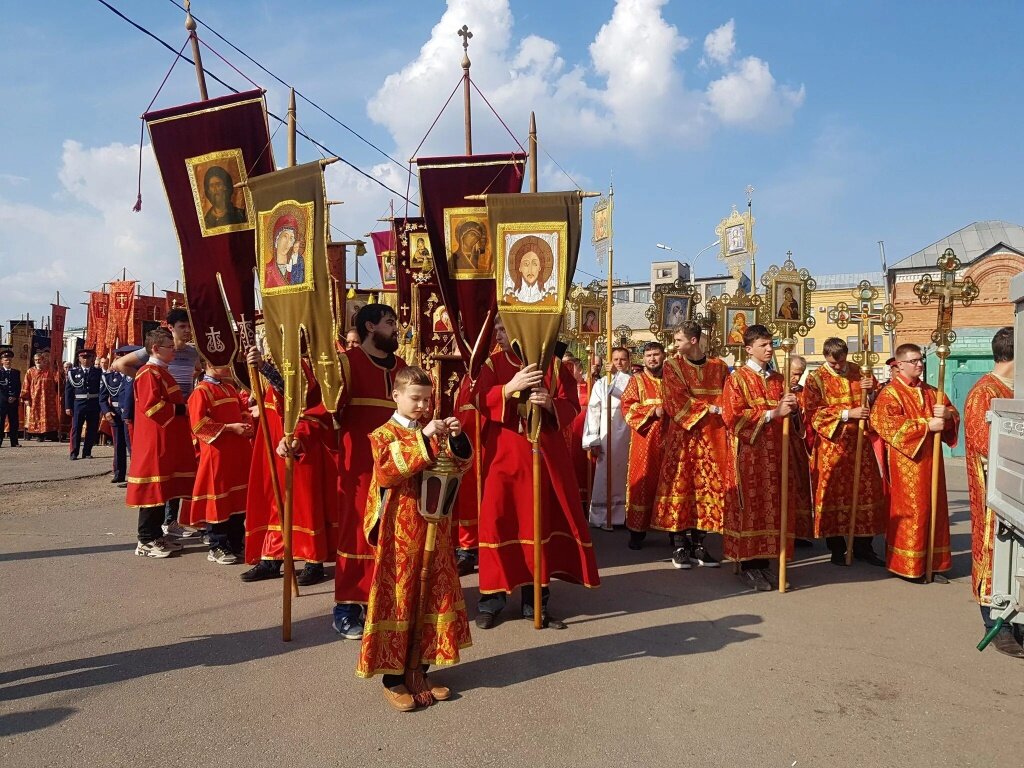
453, 374, 480, 551
245, 371, 338, 564
181, 379, 253, 526
620, 370, 667, 533
473, 350, 600, 594
653, 356, 731, 534
869, 375, 959, 578
126, 363, 196, 507
803, 364, 886, 538
21, 367, 61, 434
720, 366, 813, 562
567, 378, 592, 506
334, 347, 407, 606
963, 372, 1011, 602
356, 421, 473, 678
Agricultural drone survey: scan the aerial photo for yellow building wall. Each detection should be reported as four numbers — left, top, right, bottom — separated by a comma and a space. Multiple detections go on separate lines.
798, 285, 895, 376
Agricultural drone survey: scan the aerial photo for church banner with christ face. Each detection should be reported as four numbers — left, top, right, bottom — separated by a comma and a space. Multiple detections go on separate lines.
145, 89, 274, 368
486, 191, 582, 383
248, 161, 341, 434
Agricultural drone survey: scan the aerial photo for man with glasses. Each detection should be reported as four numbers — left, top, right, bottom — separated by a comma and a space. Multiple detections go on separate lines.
870, 343, 959, 581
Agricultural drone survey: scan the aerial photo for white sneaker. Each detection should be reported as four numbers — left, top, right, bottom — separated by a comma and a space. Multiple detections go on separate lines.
135, 540, 174, 558
155, 536, 183, 552
207, 547, 238, 565
162, 521, 200, 539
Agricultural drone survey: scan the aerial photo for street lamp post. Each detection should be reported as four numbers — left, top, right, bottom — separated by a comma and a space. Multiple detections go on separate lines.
655, 240, 721, 280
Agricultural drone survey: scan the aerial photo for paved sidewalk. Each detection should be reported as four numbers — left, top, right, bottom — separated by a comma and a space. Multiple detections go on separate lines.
0, 452, 1019, 768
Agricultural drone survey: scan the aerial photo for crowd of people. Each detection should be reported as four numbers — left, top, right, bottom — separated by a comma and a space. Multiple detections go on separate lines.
1, 305, 1019, 712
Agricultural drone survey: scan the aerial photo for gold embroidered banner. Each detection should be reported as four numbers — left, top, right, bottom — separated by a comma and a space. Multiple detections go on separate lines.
486, 190, 582, 388
248, 161, 341, 434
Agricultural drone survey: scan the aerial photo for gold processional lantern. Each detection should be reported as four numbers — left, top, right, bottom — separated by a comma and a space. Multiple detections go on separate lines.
418, 444, 465, 523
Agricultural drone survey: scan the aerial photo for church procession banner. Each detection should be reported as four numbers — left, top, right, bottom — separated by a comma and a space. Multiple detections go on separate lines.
105, 280, 136, 351
86, 292, 109, 358
486, 191, 583, 386
416, 152, 527, 378
370, 230, 397, 292
50, 303, 67, 366
144, 89, 275, 368
248, 160, 342, 435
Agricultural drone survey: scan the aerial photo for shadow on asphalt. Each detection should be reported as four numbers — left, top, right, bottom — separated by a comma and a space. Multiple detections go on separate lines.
0, 706, 77, 738
0, 543, 131, 563
0, 617, 333, 704
445, 615, 763, 691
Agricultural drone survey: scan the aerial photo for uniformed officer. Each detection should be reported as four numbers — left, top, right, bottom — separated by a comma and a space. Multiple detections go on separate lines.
65, 349, 102, 460
100, 346, 137, 482
0, 350, 21, 447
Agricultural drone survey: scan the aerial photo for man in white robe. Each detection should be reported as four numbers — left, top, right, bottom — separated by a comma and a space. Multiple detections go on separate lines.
582, 347, 632, 529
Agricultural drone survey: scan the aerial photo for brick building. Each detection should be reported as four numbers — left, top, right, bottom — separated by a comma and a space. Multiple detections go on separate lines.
888, 220, 1024, 347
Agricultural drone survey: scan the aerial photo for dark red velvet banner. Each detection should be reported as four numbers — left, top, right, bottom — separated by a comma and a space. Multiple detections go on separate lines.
145, 89, 274, 366
370, 230, 396, 291
50, 304, 67, 367
416, 152, 526, 377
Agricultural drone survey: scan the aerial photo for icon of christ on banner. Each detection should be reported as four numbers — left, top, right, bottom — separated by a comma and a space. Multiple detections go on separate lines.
185, 149, 254, 237
499, 226, 565, 309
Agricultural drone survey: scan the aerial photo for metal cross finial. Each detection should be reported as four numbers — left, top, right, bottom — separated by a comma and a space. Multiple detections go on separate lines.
786, 250, 793, 259
829, 280, 902, 368
913, 248, 980, 357
458, 25, 473, 68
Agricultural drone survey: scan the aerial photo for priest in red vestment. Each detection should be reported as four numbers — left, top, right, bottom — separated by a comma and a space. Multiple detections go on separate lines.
125, 328, 196, 559
332, 304, 408, 640
473, 318, 600, 629
357, 366, 473, 711
804, 337, 887, 566
241, 351, 338, 584
182, 363, 254, 565
620, 341, 668, 549
870, 343, 959, 580
721, 325, 812, 591
652, 322, 730, 567
963, 327, 1022, 656
21, 352, 61, 440
453, 373, 480, 576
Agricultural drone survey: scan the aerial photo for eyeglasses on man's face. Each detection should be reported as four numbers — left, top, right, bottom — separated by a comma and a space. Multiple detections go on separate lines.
899, 358, 924, 367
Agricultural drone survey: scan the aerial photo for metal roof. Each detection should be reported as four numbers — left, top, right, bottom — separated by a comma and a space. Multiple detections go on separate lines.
891, 220, 1024, 270
612, 302, 652, 329
812, 271, 884, 291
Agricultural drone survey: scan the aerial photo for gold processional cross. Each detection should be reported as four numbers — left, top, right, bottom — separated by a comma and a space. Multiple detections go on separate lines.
828, 281, 903, 370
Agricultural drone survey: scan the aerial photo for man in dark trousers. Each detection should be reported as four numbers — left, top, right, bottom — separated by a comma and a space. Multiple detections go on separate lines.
0, 350, 21, 447
65, 349, 102, 460
100, 346, 135, 483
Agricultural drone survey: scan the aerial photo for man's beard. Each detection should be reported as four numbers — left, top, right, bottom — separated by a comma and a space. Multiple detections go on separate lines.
647, 364, 663, 378
373, 328, 399, 354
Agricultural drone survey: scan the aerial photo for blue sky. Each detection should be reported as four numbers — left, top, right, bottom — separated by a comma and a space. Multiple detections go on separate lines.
1, 0, 1021, 326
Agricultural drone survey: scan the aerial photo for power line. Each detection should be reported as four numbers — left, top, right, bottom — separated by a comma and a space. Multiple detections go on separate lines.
162, 0, 412, 177
94, 0, 414, 205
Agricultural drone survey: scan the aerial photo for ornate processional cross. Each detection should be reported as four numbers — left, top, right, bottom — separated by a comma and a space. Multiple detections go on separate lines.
828, 281, 902, 370
912, 248, 980, 359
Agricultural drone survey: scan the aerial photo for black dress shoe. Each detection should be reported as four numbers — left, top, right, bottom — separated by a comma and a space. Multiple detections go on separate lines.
240, 560, 282, 582
474, 611, 498, 629
853, 549, 886, 567
111, 476, 125, 484
83, 454, 94, 459
829, 551, 847, 566
522, 609, 567, 629
69, 455, 79, 461
795, 538, 814, 548
296, 562, 326, 586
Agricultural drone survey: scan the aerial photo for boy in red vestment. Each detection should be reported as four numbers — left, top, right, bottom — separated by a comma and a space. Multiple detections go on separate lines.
333, 304, 408, 640
125, 329, 196, 558
653, 322, 729, 568
721, 324, 812, 591
241, 352, 338, 585
472, 318, 600, 630
357, 366, 473, 711
620, 341, 668, 549
182, 361, 254, 565
963, 327, 1022, 657
803, 337, 887, 566
870, 343, 959, 581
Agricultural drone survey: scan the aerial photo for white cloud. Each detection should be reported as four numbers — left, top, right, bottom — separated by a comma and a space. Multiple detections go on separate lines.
366, 0, 802, 156
706, 56, 805, 128
0, 140, 181, 326
703, 19, 735, 66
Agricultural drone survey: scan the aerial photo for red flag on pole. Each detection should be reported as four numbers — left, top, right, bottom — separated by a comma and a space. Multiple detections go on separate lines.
106, 280, 136, 350
50, 303, 67, 366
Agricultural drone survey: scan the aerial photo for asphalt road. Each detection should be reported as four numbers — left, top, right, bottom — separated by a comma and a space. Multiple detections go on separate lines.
0, 440, 1020, 768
